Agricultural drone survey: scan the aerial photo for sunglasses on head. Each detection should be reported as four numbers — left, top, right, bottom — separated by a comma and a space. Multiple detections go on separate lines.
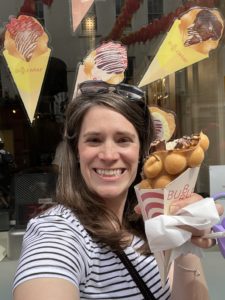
78, 80, 146, 103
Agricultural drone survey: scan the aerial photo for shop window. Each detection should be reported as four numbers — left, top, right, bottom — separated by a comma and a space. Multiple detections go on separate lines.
125, 57, 135, 84
81, 3, 97, 35
35, 0, 45, 26
147, 0, 163, 23
115, 0, 132, 29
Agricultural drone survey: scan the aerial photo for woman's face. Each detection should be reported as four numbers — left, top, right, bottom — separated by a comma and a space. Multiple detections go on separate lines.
78, 105, 140, 209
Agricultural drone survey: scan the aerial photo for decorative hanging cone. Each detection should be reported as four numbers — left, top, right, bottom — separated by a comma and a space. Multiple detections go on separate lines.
72, 41, 127, 97
3, 15, 51, 123
70, 0, 94, 32
139, 7, 224, 87
3, 49, 51, 122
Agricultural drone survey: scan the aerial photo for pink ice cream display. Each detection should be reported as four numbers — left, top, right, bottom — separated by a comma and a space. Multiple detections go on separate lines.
83, 41, 127, 84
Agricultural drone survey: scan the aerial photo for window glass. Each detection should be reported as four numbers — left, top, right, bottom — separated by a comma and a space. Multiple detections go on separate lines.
0, 0, 225, 225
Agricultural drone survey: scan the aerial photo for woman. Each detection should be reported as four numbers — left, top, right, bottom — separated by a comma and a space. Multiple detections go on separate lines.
13, 80, 222, 300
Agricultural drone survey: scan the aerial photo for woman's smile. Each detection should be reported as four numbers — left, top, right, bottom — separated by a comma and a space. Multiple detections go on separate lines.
94, 168, 126, 177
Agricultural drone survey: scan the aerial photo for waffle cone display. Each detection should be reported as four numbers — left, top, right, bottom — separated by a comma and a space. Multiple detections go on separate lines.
83, 41, 127, 84
138, 7, 224, 87
149, 106, 176, 142
3, 15, 51, 122
3, 49, 51, 122
179, 7, 224, 55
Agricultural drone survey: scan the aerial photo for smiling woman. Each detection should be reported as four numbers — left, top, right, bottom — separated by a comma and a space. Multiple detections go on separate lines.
12, 81, 221, 300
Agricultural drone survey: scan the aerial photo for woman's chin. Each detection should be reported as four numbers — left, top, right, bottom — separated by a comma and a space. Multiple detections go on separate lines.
94, 187, 127, 202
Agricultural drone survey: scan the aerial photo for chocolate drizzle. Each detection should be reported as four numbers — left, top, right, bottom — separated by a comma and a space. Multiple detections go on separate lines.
150, 133, 200, 152
184, 9, 223, 47
6, 16, 43, 61
94, 42, 127, 74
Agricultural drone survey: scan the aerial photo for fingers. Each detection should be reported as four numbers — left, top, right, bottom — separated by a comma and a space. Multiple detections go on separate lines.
169, 195, 224, 217
215, 202, 224, 216
134, 204, 141, 215
169, 193, 203, 215
191, 236, 216, 248
177, 225, 206, 236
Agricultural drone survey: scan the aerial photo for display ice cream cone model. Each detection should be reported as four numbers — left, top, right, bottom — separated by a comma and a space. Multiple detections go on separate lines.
83, 41, 127, 84
179, 7, 224, 55
138, 7, 224, 87
149, 106, 176, 142
3, 15, 51, 123
73, 41, 128, 97
139, 131, 209, 190
71, 0, 94, 32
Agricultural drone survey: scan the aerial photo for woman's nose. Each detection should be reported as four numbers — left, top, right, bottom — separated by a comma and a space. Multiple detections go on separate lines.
98, 142, 119, 160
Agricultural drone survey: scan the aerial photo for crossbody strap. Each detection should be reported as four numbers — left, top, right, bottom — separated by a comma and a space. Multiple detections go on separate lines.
115, 250, 157, 300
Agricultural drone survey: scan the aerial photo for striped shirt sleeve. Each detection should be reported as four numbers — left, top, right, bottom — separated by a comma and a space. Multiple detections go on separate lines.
13, 214, 88, 290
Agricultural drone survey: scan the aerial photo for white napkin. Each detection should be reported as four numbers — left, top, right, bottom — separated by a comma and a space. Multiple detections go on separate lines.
145, 197, 220, 253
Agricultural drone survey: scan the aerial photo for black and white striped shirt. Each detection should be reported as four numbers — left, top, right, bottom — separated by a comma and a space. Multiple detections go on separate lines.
13, 205, 171, 300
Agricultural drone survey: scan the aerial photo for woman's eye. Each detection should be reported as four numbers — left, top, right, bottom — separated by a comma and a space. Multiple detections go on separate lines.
86, 137, 101, 145
118, 137, 132, 144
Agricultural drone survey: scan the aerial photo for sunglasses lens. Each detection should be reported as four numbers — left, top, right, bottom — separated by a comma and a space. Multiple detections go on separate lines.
78, 80, 145, 104
79, 81, 109, 94
117, 83, 144, 100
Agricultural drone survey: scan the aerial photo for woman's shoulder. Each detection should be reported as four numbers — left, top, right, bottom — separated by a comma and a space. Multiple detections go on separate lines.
33, 204, 80, 225
36, 203, 78, 221
26, 204, 91, 244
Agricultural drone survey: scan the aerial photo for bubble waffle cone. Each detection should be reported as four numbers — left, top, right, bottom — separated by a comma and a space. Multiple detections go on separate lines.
140, 132, 209, 190
135, 132, 209, 286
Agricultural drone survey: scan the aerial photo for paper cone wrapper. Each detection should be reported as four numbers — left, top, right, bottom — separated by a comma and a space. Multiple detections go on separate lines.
3, 49, 51, 123
138, 18, 208, 87
135, 167, 200, 285
154, 250, 172, 287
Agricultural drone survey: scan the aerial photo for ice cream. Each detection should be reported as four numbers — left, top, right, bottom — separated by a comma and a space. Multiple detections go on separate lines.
4, 15, 48, 61
180, 7, 224, 55
149, 106, 176, 142
83, 41, 127, 84
139, 132, 209, 189
3, 15, 51, 123
138, 7, 224, 87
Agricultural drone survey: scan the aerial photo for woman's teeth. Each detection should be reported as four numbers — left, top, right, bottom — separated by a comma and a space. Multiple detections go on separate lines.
95, 169, 123, 176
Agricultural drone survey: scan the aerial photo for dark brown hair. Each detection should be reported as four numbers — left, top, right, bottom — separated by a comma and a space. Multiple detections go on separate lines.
56, 92, 155, 252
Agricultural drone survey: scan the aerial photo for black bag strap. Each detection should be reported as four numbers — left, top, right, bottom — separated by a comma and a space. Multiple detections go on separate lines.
115, 250, 157, 300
